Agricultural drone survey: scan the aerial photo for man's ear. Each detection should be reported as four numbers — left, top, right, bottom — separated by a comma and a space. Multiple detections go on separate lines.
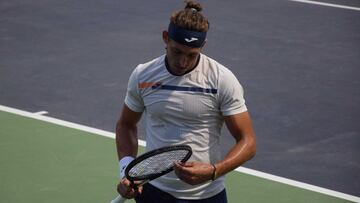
162, 31, 169, 44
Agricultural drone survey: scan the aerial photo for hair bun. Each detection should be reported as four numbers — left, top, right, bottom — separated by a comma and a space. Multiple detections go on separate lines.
184, 0, 202, 12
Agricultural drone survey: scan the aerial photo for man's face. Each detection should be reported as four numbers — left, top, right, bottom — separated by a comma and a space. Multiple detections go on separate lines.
163, 31, 202, 75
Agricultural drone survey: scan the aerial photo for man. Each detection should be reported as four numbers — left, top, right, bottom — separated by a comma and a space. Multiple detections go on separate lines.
115, 1, 256, 202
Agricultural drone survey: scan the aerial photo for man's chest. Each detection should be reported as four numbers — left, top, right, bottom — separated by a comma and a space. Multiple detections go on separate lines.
142, 86, 219, 122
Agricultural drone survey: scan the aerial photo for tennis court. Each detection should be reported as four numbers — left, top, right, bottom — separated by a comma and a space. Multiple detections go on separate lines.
0, 105, 358, 203
1, 0, 359, 202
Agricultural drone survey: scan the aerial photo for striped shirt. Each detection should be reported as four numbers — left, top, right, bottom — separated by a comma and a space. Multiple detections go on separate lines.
125, 53, 247, 199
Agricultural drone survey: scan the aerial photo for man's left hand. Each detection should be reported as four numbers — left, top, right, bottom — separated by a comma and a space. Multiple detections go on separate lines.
173, 161, 214, 185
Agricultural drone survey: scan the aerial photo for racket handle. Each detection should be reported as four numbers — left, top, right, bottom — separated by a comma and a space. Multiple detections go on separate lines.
110, 180, 149, 203
110, 195, 126, 203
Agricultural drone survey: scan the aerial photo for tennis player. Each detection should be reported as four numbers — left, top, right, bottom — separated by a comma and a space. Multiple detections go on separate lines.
115, 1, 256, 202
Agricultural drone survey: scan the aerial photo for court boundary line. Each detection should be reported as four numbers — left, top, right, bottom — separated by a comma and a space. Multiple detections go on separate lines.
289, 0, 360, 11
0, 104, 359, 202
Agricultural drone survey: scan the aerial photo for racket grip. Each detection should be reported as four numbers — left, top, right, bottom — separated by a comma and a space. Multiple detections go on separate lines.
110, 195, 126, 203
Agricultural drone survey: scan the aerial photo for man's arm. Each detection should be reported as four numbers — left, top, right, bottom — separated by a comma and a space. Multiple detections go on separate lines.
214, 111, 256, 179
115, 104, 143, 160
115, 104, 143, 198
174, 111, 256, 184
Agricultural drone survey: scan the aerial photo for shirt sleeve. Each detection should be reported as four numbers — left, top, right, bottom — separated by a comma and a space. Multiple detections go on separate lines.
124, 66, 145, 112
218, 68, 247, 116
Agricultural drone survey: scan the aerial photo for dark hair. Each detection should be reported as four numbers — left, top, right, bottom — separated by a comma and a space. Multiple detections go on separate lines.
170, 0, 209, 32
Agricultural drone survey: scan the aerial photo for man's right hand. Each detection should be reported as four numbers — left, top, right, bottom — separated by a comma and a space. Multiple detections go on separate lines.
116, 178, 143, 199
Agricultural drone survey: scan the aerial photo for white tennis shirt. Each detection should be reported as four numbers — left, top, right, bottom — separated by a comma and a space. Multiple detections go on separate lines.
125, 54, 247, 199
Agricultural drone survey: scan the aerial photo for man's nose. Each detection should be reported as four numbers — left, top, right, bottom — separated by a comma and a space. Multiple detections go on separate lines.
179, 55, 189, 68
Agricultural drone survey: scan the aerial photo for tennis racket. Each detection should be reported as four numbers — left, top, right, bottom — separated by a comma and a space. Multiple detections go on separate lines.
110, 144, 192, 203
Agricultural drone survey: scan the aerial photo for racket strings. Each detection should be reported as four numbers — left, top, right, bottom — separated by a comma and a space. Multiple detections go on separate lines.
128, 150, 189, 177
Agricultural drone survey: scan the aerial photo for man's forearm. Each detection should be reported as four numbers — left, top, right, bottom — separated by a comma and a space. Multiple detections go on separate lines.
215, 112, 257, 179
214, 134, 256, 179
115, 122, 139, 160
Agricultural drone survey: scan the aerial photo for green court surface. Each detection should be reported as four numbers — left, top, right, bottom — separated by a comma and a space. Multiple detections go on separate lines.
0, 110, 354, 203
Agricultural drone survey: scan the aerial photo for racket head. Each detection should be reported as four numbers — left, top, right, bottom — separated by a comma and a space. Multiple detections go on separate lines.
125, 145, 192, 182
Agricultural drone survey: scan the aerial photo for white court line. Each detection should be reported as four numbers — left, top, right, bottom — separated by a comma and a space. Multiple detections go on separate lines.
0, 105, 146, 146
33, 111, 48, 115
0, 104, 359, 202
289, 0, 360, 11
236, 167, 360, 203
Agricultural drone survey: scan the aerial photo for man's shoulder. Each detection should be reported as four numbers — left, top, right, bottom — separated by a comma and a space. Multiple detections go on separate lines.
136, 55, 165, 72
200, 54, 233, 76
131, 55, 166, 81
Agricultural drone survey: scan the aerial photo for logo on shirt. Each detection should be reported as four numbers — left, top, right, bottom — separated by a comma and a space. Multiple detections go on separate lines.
184, 37, 198, 42
138, 82, 162, 89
